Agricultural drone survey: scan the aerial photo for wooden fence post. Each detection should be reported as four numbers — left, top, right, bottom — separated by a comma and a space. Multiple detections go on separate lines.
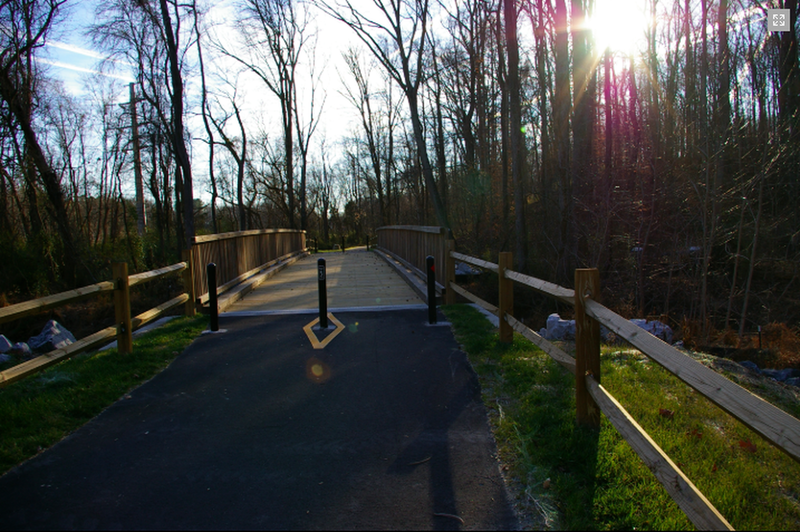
182, 248, 196, 317
575, 268, 601, 427
113, 262, 133, 354
498, 252, 513, 343
445, 240, 456, 305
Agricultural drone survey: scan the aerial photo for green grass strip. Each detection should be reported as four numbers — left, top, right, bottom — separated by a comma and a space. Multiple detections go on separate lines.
0, 315, 207, 476
442, 304, 800, 530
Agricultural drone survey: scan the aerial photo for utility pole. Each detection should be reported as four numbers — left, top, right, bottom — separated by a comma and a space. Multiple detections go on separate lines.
129, 82, 146, 236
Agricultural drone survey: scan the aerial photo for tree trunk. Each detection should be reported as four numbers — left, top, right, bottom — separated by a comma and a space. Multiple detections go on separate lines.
0, 67, 78, 282
194, 5, 218, 233
159, 0, 194, 250
740, 174, 764, 338
503, 0, 527, 271
407, 88, 449, 229
554, 0, 571, 279
571, 0, 594, 263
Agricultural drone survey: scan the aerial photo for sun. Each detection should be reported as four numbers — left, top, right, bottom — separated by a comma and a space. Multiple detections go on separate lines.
586, 0, 651, 55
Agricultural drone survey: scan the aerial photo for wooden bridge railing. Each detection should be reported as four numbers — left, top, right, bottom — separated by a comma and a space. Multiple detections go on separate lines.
0, 259, 196, 387
375, 226, 448, 289
378, 231, 800, 530
191, 229, 307, 305
0, 228, 308, 387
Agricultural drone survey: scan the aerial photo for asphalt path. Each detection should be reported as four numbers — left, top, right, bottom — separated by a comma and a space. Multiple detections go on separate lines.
0, 310, 518, 530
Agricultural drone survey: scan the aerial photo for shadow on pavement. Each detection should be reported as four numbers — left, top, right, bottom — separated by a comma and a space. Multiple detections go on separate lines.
0, 310, 517, 530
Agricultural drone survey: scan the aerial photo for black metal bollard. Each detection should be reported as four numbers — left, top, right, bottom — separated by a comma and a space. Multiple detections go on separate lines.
207, 262, 219, 332
318, 258, 328, 329
427, 255, 436, 324
341, 235, 345, 253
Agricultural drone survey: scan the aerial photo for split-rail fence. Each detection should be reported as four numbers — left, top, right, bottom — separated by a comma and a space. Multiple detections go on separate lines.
0, 229, 307, 387
376, 225, 800, 531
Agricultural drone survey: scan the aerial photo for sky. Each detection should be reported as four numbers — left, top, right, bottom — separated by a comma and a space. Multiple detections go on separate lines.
38, 0, 666, 203
41, 0, 367, 133
39, 0, 370, 201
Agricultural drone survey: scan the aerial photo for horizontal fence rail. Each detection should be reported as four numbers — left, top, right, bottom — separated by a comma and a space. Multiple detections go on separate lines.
0, 281, 115, 326
191, 229, 306, 304
380, 234, 800, 530
0, 259, 195, 387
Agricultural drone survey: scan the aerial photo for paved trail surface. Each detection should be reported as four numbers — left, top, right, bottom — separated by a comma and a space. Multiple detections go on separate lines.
0, 310, 517, 530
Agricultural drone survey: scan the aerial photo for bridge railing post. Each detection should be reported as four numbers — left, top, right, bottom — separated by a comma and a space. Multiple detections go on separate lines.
498, 252, 513, 343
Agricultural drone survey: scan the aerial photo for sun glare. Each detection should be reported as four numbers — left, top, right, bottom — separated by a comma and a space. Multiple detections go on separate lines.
587, 0, 650, 54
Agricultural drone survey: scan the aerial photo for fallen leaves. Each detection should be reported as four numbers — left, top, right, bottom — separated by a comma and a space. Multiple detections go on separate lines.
738, 439, 757, 454
659, 408, 675, 419
686, 428, 703, 440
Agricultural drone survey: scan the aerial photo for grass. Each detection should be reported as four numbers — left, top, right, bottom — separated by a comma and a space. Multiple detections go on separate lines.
0, 314, 207, 476
442, 303, 800, 530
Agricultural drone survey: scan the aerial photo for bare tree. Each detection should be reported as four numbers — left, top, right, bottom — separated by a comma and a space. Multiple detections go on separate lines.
93, 0, 196, 253
193, 1, 219, 233
209, 84, 249, 231
317, 0, 450, 230
294, 35, 325, 231
341, 47, 390, 225
222, 0, 311, 229
0, 0, 79, 281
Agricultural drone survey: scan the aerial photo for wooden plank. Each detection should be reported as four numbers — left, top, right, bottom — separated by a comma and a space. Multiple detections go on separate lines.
505, 314, 576, 375
504, 269, 574, 305
197, 250, 308, 305
376, 225, 444, 234
0, 281, 114, 325
498, 252, 513, 343
376, 226, 447, 287
130, 293, 189, 331
585, 299, 800, 464
585, 375, 734, 530
450, 251, 499, 273
373, 247, 432, 304
193, 228, 302, 244
575, 269, 601, 427
215, 252, 306, 312
449, 283, 499, 315
374, 247, 445, 293
0, 326, 117, 387
128, 262, 186, 287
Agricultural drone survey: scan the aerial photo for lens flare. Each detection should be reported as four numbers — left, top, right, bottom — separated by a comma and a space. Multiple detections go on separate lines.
306, 357, 332, 383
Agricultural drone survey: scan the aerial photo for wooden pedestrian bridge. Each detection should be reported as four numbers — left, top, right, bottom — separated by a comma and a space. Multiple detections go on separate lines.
2, 225, 800, 530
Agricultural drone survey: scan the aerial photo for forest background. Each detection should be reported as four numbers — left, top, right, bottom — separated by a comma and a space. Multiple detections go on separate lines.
0, 0, 798, 348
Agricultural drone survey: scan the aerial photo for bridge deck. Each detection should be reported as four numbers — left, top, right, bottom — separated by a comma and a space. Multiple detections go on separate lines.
226, 248, 423, 314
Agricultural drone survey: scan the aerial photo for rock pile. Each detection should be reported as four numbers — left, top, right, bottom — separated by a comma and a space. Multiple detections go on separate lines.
538, 313, 674, 344
739, 360, 800, 387
0, 321, 76, 362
